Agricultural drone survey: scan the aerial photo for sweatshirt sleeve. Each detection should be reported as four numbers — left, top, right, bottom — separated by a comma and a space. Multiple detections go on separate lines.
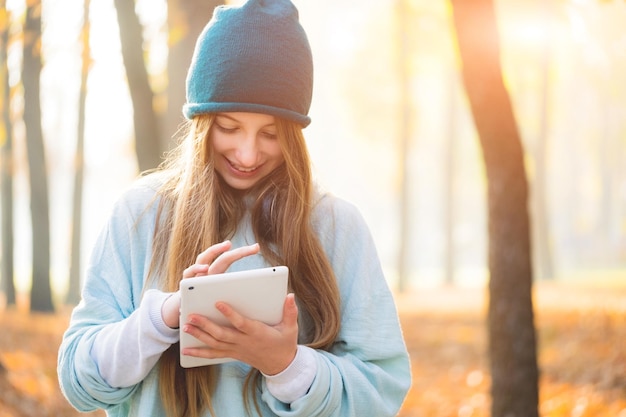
91, 289, 179, 388
57, 179, 169, 412
261, 195, 412, 416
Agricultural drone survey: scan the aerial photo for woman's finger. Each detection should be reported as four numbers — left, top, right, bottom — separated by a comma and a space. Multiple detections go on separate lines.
183, 242, 260, 280
183, 315, 237, 348
182, 263, 210, 278
207, 243, 260, 274
195, 240, 232, 265
280, 293, 298, 329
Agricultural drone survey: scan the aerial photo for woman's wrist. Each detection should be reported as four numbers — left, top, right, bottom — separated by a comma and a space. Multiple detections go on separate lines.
161, 292, 181, 329
263, 345, 318, 403
261, 345, 298, 376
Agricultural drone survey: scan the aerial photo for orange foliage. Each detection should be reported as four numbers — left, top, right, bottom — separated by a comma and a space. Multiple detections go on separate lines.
396, 283, 626, 417
0, 308, 103, 417
0, 283, 624, 417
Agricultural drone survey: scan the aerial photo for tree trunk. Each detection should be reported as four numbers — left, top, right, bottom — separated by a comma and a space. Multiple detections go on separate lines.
533, 1, 554, 280
443, 70, 459, 286
1, 0, 16, 307
395, 0, 411, 293
67, 0, 91, 305
114, 0, 162, 172
449, 1, 539, 416
163, 0, 222, 152
23, 0, 54, 313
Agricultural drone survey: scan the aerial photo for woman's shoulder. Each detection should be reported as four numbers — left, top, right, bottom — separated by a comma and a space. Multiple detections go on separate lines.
128, 170, 170, 195
310, 188, 378, 264
111, 170, 171, 218
311, 188, 367, 229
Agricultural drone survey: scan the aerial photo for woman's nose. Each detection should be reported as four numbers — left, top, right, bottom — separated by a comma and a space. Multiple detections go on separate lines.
235, 134, 259, 166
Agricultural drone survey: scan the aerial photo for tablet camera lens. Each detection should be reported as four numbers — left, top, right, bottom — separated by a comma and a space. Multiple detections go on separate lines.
189, 286, 194, 290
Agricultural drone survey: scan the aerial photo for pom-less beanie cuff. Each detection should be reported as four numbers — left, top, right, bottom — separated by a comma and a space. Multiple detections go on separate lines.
184, 0, 313, 127
183, 103, 311, 127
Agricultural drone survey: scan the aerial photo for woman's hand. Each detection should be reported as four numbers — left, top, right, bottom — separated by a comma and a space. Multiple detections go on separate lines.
161, 241, 260, 329
182, 293, 299, 375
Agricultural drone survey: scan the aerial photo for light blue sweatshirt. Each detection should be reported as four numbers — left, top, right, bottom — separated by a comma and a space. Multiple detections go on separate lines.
58, 174, 411, 416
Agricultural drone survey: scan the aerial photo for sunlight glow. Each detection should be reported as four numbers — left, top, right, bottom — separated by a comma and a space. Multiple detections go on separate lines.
512, 22, 547, 45
567, 7, 588, 43
2, 0, 625, 301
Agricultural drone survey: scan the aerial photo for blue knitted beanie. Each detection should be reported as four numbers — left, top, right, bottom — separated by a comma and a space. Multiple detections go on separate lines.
183, 0, 313, 127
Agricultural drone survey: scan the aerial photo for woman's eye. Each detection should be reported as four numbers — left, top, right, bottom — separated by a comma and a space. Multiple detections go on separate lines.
215, 123, 237, 133
262, 131, 277, 139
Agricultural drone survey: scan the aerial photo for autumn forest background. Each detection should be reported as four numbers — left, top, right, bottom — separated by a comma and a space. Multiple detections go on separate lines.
0, 0, 625, 416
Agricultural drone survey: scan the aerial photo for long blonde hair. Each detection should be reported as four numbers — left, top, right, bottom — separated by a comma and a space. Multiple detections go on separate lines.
148, 114, 341, 417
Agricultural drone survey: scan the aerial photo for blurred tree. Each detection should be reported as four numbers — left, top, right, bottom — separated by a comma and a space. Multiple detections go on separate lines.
443, 69, 460, 285
115, 0, 222, 171
0, 0, 16, 307
66, 0, 91, 306
163, 0, 221, 152
114, 0, 162, 172
532, 0, 554, 280
395, 0, 411, 292
23, 0, 54, 312
450, 0, 539, 416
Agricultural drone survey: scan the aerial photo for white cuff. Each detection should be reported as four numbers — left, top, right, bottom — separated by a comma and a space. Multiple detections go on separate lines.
262, 345, 317, 404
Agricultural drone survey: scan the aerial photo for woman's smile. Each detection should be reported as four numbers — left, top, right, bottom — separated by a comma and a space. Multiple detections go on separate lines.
225, 158, 262, 174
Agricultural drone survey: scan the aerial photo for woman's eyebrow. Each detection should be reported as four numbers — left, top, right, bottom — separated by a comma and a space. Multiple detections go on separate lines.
215, 113, 276, 129
215, 113, 238, 122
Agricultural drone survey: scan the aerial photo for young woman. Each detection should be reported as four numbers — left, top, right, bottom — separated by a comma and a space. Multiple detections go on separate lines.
58, 1, 411, 416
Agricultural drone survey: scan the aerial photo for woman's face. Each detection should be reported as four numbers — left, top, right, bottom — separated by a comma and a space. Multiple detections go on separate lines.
211, 112, 284, 190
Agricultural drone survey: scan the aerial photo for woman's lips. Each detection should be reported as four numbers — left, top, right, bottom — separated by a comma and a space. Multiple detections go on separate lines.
226, 158, 261, 177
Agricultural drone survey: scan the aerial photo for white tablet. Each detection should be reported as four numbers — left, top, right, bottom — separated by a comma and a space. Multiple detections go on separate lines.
179, 265, 289, 368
